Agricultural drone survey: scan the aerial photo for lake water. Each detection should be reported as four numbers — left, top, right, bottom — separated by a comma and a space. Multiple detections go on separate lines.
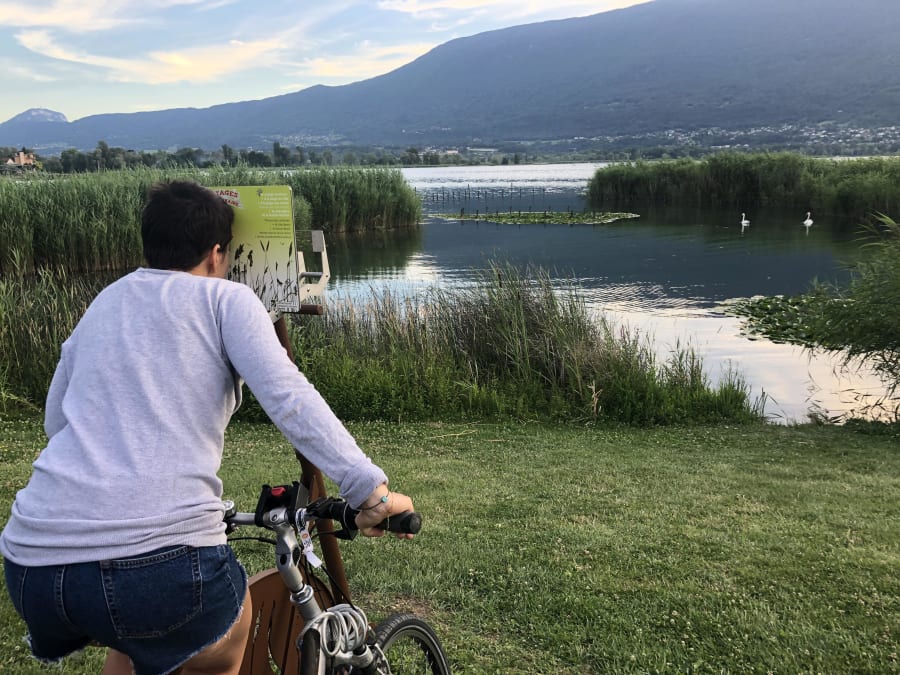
322, 163, 889, 424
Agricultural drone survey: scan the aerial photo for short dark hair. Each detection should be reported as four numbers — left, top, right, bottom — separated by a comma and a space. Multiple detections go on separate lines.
141, 180, 234, 270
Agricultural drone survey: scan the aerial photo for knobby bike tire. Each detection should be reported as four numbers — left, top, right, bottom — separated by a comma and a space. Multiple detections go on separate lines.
371, 613, 451, 674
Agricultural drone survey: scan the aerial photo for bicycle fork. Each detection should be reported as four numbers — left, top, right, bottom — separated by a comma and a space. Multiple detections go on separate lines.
267, 511, 385, 674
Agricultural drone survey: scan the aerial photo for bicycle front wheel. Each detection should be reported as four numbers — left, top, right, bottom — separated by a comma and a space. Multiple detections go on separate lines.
373, 613, 451, 674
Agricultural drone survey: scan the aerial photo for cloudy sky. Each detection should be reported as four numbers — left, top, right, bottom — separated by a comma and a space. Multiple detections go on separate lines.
0, 0, 650, 123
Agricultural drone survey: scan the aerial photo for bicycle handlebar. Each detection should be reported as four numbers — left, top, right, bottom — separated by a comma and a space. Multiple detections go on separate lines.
223, 486, 421, 537
306, 498, 422, 535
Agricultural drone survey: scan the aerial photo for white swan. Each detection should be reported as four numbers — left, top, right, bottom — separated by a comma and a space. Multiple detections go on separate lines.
740, 212, 750, 227
803, 212, 813, 227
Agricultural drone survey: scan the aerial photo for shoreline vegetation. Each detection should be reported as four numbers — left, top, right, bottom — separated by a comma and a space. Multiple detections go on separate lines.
2, 153, 896, 426
0, 166, 421, 276
0, 262, 764, 426
436, 210, 640, 226
0, 165, 764, 426
588, 152, 900, 218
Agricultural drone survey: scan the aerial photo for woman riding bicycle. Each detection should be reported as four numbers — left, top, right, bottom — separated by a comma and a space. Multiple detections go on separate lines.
0, 180, 413, 675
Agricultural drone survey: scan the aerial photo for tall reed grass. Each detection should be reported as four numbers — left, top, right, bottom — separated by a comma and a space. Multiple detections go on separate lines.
588, 152, 900, 217
288, 264, 763, 425
0, 165, 420, 276
289, 167, 421, 234
0, 257, 109, 408
0, 261, 762, 425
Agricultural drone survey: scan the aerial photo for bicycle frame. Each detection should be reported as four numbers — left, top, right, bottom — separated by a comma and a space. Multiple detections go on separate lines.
228, 483, 387, 674
233, 317, 440, 674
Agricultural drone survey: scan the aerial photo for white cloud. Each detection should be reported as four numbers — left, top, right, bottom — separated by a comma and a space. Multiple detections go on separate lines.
378, 0, 592, 13
378, 0, 491, 11
0, 0, 234, 32
426, 17, 480, 32
0, 59, 59, 82
0, 0, 152, 32
15, 29, 285, 84
378, 0, 647, 21
287, 40, 435, 81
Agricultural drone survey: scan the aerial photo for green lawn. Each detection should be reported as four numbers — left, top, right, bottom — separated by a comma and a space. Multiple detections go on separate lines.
0, 416, 898, 673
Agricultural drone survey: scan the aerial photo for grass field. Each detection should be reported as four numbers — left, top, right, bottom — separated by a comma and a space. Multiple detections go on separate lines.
0, 416, 897, 673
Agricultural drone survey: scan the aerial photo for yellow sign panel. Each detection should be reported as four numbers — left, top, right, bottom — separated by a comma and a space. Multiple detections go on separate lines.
211, 185, 301, 313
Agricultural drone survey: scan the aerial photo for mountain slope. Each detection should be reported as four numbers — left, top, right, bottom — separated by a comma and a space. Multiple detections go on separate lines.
2, 0, 898, 152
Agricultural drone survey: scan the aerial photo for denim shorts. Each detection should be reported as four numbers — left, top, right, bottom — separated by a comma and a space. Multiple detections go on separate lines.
3, 544, 247, 675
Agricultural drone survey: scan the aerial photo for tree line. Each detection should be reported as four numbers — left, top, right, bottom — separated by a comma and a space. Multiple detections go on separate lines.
3, 143, 529, 174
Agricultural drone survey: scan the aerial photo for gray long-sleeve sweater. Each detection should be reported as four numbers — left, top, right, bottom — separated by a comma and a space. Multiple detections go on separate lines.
0, 268, 386, 565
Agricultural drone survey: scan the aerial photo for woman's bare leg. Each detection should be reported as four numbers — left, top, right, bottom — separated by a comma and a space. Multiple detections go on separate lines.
101, 648, 133, 675
179, 587, 252, 675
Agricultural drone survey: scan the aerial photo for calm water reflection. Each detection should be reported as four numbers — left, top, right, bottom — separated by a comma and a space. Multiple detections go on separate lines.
324, 163, 888, 423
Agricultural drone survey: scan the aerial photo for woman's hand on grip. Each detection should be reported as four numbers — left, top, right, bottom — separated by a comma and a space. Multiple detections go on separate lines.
355, 487, 415, 539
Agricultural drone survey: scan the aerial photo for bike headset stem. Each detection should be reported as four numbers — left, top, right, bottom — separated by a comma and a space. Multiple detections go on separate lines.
259, 505, 324, 624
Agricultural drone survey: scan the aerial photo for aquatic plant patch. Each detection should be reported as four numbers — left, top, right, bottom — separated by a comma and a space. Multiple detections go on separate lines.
437, 210, 640, 225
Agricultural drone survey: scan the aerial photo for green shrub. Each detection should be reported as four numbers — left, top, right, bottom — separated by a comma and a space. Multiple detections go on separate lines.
588, 152, 900, 217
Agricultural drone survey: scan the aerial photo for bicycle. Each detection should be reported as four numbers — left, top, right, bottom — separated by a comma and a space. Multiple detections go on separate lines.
224, 478, 451, 674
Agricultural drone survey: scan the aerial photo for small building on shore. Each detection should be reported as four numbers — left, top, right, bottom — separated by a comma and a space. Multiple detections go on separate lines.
3, 151, 38, 172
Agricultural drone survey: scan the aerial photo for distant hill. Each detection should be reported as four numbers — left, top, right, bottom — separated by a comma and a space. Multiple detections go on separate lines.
2, 0, 899, 153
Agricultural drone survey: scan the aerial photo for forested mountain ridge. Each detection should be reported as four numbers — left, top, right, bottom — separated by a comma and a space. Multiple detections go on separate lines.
2, 0, 898, 153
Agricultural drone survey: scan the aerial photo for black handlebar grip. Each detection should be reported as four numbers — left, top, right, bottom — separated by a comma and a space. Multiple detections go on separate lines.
376, 511, 422, 535
308, 499, 422, 535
